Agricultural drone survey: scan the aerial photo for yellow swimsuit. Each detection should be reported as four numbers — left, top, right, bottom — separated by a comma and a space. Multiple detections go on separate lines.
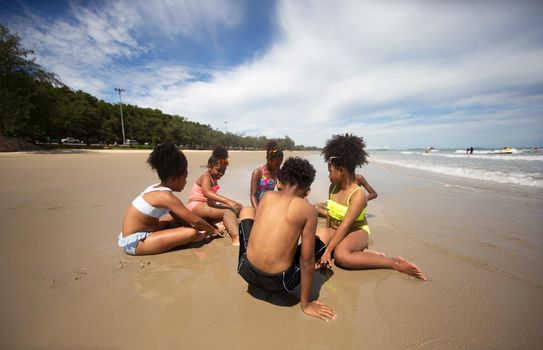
327, 186, 371, 235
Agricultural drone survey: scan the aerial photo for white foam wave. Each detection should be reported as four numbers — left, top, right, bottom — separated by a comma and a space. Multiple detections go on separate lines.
427, 153, 543, 162
372, 158, 543, 188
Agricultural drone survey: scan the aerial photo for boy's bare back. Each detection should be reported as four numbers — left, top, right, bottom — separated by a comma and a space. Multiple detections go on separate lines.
247, 191, 316, 274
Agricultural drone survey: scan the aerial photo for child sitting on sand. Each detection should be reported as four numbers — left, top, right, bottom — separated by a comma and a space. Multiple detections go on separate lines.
315, 173, 377, 218
186, 146, 242, 245
238, 157, 336, 321
118, 142, 221, 255
249, 140, 284, 208
316, 134, 427, 280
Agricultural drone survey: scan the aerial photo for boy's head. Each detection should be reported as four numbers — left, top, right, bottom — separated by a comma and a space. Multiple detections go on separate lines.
148, 142, 188, 181
279, 157, 316, 193
321, 133, 368, 174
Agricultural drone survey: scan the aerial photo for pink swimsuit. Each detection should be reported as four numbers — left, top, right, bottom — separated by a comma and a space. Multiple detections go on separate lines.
187, 173, 221, 211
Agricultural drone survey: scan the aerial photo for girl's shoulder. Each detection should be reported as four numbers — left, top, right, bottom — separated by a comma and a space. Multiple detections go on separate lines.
252, 166, 264, 177
196, 172, 209, 185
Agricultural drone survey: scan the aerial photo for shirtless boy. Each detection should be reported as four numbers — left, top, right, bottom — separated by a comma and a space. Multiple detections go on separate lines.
237, 157, 336, 321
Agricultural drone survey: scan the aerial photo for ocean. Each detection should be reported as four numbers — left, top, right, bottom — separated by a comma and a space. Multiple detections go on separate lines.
367, 148, 543, 189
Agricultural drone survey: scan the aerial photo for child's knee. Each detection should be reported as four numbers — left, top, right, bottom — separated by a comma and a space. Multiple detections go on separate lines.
224, 210, 237, 220
333, 249, 350, 266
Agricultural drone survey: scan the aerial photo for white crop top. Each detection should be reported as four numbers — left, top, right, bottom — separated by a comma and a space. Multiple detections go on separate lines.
131, 183, 172, 218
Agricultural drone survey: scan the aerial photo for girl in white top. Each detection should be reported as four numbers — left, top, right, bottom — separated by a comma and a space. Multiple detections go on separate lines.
118, 142, 220, 255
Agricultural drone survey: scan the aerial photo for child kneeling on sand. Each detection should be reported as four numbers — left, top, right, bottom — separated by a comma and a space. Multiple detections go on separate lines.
237, 157, 336, 321
118, 142, 221, 255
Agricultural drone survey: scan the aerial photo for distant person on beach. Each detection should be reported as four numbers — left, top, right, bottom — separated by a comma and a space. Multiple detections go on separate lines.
238, 157, 336, 321
187, 146, 242, 245
315, 173, 377, 218
118, 142, 221, 256
250, 140, 284, 209
316, 134, 427, 280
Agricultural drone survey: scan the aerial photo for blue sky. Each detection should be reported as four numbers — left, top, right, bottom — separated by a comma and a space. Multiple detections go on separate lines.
2, 0, 543, 149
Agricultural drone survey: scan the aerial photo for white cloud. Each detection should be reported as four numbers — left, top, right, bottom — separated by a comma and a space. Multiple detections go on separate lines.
131, 0, 244, 39
5, 0, 543, 147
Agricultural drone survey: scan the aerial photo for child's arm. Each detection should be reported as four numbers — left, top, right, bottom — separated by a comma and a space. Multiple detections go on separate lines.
300, 204, 336, 321
355, 174, 378, 201
249, 168, 262, 209
200, 173, 242, 213
163, 192, 221, 236
319, 189, 367, 267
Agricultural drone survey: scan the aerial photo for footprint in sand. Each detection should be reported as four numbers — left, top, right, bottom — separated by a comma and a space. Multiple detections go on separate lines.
115, 259, 152, 271
44, 201, 64, 210
33, 268, 87, 289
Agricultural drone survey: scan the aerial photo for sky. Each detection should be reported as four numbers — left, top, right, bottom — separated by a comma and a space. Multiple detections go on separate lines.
1, 0, 543, 149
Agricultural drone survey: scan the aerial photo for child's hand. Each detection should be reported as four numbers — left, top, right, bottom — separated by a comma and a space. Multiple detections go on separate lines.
302, 301, 336, 321
229, 201, 242, 215
317, 249, 333, 269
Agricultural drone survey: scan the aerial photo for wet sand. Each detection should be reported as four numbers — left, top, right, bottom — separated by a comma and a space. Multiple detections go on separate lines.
0, 150, 542, 349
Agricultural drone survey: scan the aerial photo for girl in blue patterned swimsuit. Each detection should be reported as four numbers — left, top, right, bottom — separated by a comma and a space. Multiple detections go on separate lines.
250, 140, 284, 208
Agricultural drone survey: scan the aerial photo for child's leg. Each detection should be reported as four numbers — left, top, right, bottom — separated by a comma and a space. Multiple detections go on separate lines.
193, 204, 240, 245
222, 210, 240, 245
333, 230, 427, 280
135, 227, 206, 255
240, 207, 255, 221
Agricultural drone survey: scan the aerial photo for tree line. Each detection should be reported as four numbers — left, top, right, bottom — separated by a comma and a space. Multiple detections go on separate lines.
0, 24, 316, 150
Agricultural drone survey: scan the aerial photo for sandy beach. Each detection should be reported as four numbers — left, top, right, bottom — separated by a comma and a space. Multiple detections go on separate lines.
1, 149, 542, 349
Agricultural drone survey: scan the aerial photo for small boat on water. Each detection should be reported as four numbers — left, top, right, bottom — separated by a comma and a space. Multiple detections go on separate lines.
489, 147, 516, 154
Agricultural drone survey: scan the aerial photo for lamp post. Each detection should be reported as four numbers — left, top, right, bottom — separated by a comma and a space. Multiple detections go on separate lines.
114, 88, 126, 145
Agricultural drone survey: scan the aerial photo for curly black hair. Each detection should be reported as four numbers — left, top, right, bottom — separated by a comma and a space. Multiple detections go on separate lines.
265, 139, 284, 161
212, 145, 229, 160
208, 145, 229, 167
279, 157, 316, 189
147, 142, 188, 181
321, 133, 368, 173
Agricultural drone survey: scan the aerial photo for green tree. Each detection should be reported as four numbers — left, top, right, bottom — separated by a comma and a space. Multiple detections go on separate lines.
0, 24, 60, 139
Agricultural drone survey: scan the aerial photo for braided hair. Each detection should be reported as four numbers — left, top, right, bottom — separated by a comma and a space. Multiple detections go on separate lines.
265, 140, 283, 161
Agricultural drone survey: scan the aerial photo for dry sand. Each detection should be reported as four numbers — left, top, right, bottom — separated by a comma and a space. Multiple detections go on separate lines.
1, 150, 542, 349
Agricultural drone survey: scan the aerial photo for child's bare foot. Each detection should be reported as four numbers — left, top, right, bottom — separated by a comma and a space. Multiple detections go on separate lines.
364, 249, 385, 257
214, 222, 228, 237
394, 257, 427, 281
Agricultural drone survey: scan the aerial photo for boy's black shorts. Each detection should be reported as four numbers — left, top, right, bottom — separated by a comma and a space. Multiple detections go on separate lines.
237, 218, 326, 292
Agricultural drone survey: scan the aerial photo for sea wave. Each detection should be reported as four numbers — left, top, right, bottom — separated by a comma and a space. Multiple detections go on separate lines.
426, 153, 543, 162
371, 158, 543, 188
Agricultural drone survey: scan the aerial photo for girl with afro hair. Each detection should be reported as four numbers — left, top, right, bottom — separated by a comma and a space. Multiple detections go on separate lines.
250, 140, 284, 208
316, 134, 426, 280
